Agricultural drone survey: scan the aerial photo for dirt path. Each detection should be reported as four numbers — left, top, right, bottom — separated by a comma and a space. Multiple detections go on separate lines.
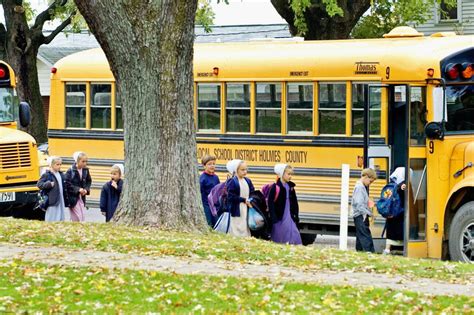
0, 243, 472, 297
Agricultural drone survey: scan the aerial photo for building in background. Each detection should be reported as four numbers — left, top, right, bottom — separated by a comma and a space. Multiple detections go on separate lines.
415, 0, 474, 35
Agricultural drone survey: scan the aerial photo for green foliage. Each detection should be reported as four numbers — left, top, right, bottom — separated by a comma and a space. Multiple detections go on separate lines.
195, 0, 215, 33
290, 0, 344, 36
195, 0, 229, 33
352, 0, 457, 39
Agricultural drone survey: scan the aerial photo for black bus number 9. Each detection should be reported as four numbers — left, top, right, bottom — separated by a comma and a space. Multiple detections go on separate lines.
429, 141, 434, 154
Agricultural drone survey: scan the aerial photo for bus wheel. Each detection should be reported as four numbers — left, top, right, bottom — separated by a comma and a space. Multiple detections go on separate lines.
300, 233, 317, 246
448, 201, 474, 263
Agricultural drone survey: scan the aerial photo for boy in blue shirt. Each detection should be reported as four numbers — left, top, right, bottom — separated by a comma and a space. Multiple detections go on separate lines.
199, 155, 220, 227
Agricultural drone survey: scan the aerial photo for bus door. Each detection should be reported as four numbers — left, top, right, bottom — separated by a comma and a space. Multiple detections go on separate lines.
364, 85, 412, 254
406, 86, 429, 258
363, 84, 392, 242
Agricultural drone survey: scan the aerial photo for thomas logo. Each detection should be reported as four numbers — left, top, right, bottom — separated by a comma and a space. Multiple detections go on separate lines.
355, 62, 379, 75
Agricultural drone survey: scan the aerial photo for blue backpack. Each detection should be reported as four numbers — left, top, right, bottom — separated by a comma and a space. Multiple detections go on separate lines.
376, 182, 403, 218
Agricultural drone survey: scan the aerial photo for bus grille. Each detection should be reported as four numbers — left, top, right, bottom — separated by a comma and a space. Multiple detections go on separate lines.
0, 142, 31, 169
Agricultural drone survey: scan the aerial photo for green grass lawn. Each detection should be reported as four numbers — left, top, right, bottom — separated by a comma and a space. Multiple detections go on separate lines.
0, 259, 472, 314
0, 218, 473, 284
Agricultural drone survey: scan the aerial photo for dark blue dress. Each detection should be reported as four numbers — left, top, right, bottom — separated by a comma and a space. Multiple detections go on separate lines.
99, 179, 123, 222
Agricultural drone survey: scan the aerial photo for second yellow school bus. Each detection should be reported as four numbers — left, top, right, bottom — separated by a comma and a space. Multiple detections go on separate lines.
48, 27, 474, 262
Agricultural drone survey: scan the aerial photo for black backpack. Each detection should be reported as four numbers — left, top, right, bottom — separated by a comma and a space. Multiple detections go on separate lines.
36, 172, 54, 212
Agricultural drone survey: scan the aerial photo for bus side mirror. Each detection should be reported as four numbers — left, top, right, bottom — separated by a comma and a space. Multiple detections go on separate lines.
19, 102, 31, 128
425, 121, 444, 140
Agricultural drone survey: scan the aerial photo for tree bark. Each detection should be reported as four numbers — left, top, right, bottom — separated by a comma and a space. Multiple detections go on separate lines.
271, 0, 370, 40
74, 0, 206, 231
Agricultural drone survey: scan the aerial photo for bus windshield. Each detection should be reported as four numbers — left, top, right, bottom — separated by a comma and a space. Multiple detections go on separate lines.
446, 84, 474, 132
0, 88, 15, 123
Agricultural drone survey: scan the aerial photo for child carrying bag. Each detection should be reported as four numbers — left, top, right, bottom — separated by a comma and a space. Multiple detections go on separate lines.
213, 211, 231, 234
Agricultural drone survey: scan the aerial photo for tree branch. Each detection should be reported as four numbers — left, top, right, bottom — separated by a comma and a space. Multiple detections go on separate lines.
42, 13, 73, 45
32, 0, 67, 31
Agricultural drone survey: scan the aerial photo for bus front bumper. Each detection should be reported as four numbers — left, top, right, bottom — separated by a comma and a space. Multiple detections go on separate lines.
0, 185, 39, 215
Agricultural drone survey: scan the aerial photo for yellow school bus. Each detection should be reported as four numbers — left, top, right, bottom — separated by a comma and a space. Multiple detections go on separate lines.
48, 27, 474, 262
0, 61, 41, 219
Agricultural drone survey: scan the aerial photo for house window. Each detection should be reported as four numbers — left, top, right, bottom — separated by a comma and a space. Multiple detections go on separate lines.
65, 83, 86, 128
319, 83, 346, 134
439, 0, 459, 21
256, 83, 281, 133
197, 84, 221, 131
226, 83, 250, 133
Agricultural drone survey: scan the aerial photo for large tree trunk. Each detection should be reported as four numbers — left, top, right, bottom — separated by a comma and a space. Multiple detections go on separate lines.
74, 0, 206, 231
271, 0, 370, 40
3, 1, 48, 143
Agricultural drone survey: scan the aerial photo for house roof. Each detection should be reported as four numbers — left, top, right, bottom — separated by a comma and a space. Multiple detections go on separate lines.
38, 24, 291, 66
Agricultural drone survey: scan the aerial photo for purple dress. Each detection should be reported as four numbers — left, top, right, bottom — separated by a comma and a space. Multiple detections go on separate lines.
271, 182, 302, 245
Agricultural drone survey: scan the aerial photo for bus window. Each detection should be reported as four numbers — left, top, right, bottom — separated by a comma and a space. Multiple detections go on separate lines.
197, 84, 221, 131
0, 88, 15, 122
319, 83, 346, 134
66, 84, 86, 128
445, 85, 474, 132
409, 159, 427, 241
352, 84, 381, 135
116, 92, 123, 130
410, 87, 427, 145
226, 83, 250, 133
91, 84, 111, 129
287, 83, 313, 133
256, 83, 281, 133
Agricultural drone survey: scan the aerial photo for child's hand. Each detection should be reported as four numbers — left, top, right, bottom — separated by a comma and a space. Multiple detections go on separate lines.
368, 199, 375, 208
79, 188, 87, 196
401, 184, 407, 191
245, 200, 252, 207
111, 181, 118, 189
50, 181, 55, 187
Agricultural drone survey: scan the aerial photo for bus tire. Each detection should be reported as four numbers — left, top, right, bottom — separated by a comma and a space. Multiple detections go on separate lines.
300, 233, 317, 246
448, 201, 474, 263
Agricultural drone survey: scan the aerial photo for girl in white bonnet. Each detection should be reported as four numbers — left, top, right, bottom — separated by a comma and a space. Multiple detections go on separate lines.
100, 164, 124, 222
65, 151, 92, 222
37, 156, 69, 222
225, 159, 255, 237
268, 163, 302, 245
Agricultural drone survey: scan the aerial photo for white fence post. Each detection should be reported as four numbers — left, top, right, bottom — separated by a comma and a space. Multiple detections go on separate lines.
339, 164, 350, 250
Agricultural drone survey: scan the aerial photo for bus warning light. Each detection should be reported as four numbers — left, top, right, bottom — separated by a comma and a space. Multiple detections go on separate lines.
213, 67, 219, 76
427, 68, 434, 77
461, 64, 473, 79
0, 67, 6, 79
51, 67, 57, 74
446, 63, 460, 80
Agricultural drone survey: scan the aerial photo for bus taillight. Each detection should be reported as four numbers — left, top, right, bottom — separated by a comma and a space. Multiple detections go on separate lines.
0, 67, 6, 79
461, 63, 473, 79
446, 63, 460, 80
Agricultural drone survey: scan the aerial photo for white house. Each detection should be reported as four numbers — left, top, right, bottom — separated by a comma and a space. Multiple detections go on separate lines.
415, 0, 474, 35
